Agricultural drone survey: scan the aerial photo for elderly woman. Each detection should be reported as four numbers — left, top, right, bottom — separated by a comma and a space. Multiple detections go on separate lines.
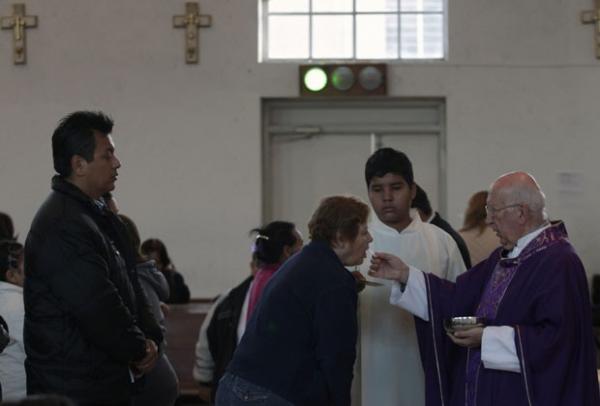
216, 196, 372, 406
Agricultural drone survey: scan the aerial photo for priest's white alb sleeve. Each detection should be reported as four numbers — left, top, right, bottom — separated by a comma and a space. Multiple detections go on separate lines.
389, 267, 429, 321
481, 326, 521, 373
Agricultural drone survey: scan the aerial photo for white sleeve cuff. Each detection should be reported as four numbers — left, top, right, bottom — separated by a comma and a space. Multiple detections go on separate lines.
481, 326, 521, 373
389, 267, 429, 321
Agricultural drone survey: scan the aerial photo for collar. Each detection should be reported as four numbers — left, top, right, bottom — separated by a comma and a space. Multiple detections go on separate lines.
370, 208, 421, 236
52, 176, 97, 206
257, 263, 281, 274
52, 176, 111, 218
305, 240, 345, 268
424, 212, 436, 223
507, 223, 551, 259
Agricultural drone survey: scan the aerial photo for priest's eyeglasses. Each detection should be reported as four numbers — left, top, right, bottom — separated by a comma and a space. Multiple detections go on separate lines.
485, 204, 521, 217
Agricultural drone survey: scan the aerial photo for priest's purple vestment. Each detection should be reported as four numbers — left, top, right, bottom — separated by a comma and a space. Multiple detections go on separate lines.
415, 222, 600, 406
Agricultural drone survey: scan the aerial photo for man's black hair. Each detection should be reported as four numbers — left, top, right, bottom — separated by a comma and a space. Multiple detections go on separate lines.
364, 147, 414, 187
52, 111, 114, 177
411, 184, 433, 217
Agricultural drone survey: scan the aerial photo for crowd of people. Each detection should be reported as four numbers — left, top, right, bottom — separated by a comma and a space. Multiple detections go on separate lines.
0, 110, 598, 406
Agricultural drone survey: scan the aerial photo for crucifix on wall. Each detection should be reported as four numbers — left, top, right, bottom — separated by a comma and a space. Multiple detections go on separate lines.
173, 2, 212, 64
581, 0, 600, 59
1, 3, 37, 65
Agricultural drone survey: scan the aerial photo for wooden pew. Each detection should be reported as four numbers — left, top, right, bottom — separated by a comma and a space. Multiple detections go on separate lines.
164, 299, 214, 403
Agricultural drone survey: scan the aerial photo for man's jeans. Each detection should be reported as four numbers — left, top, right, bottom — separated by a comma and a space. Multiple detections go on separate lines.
216, 373, 293, 405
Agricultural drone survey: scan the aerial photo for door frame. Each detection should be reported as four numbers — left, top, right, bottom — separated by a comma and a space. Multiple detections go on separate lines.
261, 97, 447, 222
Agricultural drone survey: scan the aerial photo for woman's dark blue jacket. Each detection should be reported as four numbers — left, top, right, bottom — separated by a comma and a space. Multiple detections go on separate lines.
227, 240, 358, 406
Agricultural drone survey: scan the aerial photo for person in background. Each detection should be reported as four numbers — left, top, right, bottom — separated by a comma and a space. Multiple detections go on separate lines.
217, 196, 371, 406
245, 221, 303, 320
192, 252, 258, 404
459, 191, 501, 265
119, 214, 179, 406
194, 222, 303, 403
0, 212, 17, 241
411, 184, 471, 268
141, 238, 191, 304
0, 240, 26, 401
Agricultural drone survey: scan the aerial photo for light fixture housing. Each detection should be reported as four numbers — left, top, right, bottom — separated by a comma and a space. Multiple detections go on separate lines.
299, 64, 387, 97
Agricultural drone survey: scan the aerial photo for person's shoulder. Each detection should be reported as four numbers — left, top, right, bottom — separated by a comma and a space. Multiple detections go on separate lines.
282, 247, 352, 293
421, 221, 459, 249
36, 192, 99, 237
0, 283, 24, 312
137, 260, 168, 286
229, 275, 253, 296
540, 239, 583, 267
431, 213, 453, 230
136, 260, 159, 274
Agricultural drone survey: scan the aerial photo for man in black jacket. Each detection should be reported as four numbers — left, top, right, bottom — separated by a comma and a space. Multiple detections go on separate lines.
24, 111, 162, 406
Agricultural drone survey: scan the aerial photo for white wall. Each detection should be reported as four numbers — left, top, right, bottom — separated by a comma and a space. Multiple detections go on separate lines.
1, 0, 599, 297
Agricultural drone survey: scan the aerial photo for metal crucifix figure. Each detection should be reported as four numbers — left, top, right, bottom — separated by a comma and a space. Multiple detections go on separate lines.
1, 3, 37, 65
173, 2, 212, 64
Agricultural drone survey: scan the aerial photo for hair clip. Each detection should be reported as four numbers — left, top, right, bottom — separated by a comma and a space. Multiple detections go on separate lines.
255, 234, 270, 241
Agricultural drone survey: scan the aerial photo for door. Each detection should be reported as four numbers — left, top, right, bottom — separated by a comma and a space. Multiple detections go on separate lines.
263, 98, 446, 239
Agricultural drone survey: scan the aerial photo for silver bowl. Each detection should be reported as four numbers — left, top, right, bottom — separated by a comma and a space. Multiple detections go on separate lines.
443, 316, 486, 333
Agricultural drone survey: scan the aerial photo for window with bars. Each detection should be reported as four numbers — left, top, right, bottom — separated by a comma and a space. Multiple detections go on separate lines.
259, 0, 446, 61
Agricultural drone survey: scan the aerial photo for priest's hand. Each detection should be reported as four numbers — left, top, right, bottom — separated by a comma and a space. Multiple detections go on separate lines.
447, 327, 483, 348
368, 252, 409, 284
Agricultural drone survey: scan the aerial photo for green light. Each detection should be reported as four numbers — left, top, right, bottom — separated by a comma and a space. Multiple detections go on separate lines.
303, 67, 328, 92
331, 66, 354, 91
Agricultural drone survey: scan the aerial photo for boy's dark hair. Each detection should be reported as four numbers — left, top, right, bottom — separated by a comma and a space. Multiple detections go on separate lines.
411, 184, 432, 217
251, 221, 298, 265
52, 111, 114, 177
364, 147, 414, 187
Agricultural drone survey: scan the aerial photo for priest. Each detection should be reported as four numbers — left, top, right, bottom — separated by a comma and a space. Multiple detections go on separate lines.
368, 171, 600, 406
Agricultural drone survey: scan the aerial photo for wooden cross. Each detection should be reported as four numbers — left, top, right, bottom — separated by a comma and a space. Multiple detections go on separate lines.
1, 3, 37, 65
581, 0, 600, 59
173, 2, 212, 64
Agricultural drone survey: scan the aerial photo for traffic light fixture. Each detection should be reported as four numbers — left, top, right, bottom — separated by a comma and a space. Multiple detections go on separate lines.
300, 64, 387, 97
